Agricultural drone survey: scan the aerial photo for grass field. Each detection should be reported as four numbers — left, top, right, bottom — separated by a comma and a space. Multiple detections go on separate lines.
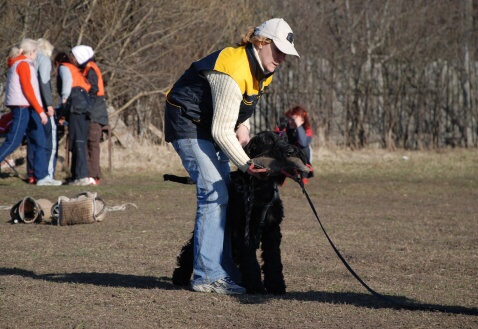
0, 145, 477, 328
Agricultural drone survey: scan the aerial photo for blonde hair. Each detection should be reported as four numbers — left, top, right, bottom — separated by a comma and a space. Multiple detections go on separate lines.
236, 26, 272, 46
10, 38, 38, 58
36, 38, 54, 58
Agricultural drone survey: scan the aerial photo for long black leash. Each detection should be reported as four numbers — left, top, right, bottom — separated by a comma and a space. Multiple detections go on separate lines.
285, 172, 478, 315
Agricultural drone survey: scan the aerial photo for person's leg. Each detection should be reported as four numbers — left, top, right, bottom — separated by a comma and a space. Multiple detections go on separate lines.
26, 108, 48, 180
0, 107, 29, 163
26, 138, 35, 182
216, 147, 242, 283
69, 114, 89, 180
43, 116, 57, 178
87, 122, 102, 179
172, 138, 231, 285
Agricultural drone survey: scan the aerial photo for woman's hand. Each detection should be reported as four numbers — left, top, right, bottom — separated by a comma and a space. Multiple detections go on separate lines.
236, 124, 250, 146
246, 163, 268, 179
39, 112, 48, 125
293, 115, 304, 127
46, 106, 55, 117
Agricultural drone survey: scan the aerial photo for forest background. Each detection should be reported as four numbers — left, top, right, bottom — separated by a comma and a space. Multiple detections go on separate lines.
0, 0, 477, 150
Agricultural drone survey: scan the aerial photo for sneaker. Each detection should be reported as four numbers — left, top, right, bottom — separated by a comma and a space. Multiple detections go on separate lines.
88, 177, 99, 186
69, 177, 91, 186
191, 277, 246, 295
36, 176, 62, 186
301, 178, 309, 185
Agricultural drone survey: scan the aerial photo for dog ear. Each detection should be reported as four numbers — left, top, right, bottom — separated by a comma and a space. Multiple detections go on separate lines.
277, 116, 288, 131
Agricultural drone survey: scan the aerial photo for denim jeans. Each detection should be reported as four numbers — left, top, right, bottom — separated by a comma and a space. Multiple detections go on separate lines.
172, 138, 240, 285
0, 107, 48, 180
27, 115, 58, 178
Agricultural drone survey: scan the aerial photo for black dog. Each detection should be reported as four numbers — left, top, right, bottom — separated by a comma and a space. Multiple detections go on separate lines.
166, 131, 311, 294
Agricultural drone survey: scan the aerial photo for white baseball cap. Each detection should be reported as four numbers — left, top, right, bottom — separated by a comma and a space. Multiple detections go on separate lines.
71, 45, 94, 65
254, 18, 299, 58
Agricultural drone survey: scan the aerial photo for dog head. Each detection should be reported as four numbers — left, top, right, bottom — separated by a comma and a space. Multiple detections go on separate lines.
244, 131, 311, 181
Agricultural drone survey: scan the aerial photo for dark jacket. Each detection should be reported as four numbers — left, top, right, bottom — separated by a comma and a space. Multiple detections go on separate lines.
83, 61, 108, 126
164, 43, 273, 143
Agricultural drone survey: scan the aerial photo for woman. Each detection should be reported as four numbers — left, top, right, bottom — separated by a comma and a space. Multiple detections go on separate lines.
71, 45, 109, 186
0, 38, 61, 186
26, 38, 58, 184
284, 106, 314, 184
55, 50, 92, 186
164, 18, 299, 294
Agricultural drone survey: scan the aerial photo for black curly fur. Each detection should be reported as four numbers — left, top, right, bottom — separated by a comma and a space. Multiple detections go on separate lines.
171, 131, 308, 294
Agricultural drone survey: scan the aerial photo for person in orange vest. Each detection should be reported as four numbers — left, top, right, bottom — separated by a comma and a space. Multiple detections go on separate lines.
71, 45, 109, 186
55, 51, 92, 186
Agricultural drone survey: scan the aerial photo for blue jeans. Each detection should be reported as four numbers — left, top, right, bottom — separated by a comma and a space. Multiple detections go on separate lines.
27, 115, 58, 178
0, 107, 48, 180
172, 138, 240, 285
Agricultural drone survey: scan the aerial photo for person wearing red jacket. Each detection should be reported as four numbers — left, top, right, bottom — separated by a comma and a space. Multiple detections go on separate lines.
0, 38, 62, 186
283, 106, 314, 184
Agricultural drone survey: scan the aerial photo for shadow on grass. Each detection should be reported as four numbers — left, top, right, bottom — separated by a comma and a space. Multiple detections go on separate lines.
2, 267, 477, 316
242, 290, 478, 316
0, 267, 174, 290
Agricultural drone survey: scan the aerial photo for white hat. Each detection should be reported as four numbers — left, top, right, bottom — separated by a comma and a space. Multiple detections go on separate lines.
254, 18, 299, 58
71, 45, 94, 65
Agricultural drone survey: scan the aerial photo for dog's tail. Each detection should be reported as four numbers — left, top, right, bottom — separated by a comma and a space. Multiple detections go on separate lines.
163, 174, 195, 185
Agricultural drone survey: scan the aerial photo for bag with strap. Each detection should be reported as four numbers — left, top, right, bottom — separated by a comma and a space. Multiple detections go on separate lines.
52, 192, 106, 226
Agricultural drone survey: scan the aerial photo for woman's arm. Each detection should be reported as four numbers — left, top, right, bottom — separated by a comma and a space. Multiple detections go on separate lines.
295, 125, 312, 148
58, 65, 73, 102
206, 71, 251, 172
17, 62, 44, 115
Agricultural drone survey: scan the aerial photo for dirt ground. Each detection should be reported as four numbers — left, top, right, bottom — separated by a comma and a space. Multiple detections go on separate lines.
0, 148, 477, 328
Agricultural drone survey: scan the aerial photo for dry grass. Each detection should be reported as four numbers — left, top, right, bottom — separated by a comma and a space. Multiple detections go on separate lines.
0, 142, 477, 328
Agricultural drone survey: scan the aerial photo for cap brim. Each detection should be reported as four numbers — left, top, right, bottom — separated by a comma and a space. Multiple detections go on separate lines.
273, 40, 300, 58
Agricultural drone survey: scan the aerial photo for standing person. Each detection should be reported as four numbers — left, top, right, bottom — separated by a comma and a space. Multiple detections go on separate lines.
71, 45, 109, 186
55, 50, 92, 186
26, 38, 58, 184
164, 18, 299, 294
283, 106, 314, 184
0, 38, 62, 186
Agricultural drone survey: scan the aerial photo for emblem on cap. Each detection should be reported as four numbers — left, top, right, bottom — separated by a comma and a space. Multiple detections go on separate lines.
286, 32, 294, 44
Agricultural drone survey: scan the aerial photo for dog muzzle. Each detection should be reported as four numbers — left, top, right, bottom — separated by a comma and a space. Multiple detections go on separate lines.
247, 156, 311, 176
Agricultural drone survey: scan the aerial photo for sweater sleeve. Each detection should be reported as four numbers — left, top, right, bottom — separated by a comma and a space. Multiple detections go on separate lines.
37, 56, 53, 107
86, 68, 99, 95
58, 66, 73, 100
17, 61, 44, 114
205, 71, 251, 172
295, 126, 312, 148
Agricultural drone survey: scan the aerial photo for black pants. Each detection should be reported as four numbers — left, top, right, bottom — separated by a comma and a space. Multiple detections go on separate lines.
69, 113, 90, 180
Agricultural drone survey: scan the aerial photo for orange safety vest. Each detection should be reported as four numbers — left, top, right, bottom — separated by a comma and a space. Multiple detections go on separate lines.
62, 62, 91, 92
83, 62, 105, 96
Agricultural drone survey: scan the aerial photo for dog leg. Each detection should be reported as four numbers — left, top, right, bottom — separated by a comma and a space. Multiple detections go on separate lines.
172, 234, 194, 286
261, 224, 286, 295
237, 243, 266, 294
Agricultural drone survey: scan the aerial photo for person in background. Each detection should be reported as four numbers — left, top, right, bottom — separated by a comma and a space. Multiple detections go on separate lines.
26, 38, 58, 184
164, 18, 300, 294
0, 38, 62, 186
283, 106, 314, 184
71, 45, 109, 186
55, 50, 92, 186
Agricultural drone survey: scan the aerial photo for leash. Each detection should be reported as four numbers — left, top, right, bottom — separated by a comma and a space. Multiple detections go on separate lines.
281, 170, 478, 315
